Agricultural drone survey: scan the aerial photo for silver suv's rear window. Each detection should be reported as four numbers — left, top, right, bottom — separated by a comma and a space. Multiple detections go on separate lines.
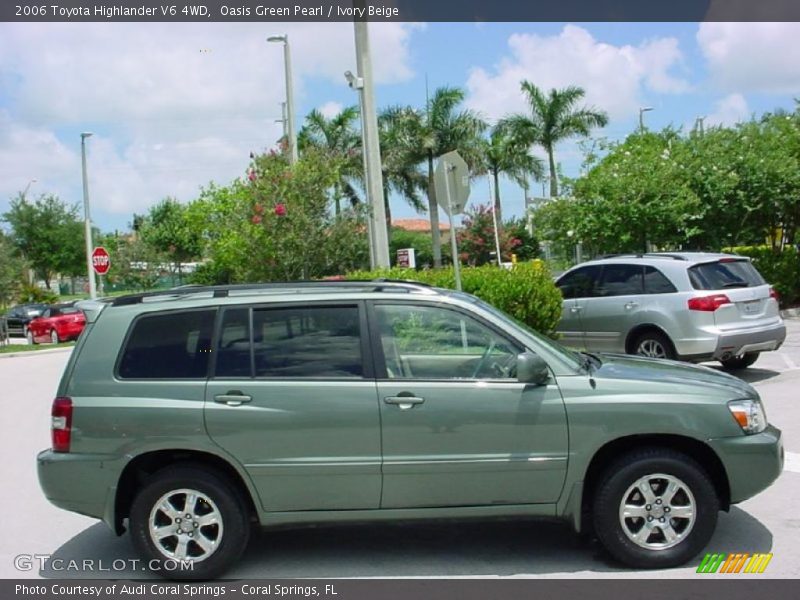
688, 259, 765, 290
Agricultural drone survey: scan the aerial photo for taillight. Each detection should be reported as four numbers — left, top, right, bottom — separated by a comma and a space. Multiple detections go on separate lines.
51, 397, 72, 453
687, 294, 731, 311
770, 287, 780, 301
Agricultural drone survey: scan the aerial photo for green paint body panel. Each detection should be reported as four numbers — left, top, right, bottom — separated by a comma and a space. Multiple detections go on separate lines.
36, 288, 783, 536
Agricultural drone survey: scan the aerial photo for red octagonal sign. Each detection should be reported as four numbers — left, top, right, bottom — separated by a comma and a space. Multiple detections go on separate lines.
91, 246, 111, 275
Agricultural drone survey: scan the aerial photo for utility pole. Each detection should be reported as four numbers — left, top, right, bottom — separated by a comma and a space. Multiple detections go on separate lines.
353, 18, 390, 268
639, 106, 654, 132
268, 35, 298, 164
80, 132, 97, 299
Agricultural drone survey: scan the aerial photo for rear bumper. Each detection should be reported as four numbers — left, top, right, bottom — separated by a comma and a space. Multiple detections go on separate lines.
677, 321, 786, 362
708, 424, 783, 505
37, 449, 119, 530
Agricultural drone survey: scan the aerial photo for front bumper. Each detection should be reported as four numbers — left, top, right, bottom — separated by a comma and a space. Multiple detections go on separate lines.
37, 449, 119, 530
708, 424, 783, 505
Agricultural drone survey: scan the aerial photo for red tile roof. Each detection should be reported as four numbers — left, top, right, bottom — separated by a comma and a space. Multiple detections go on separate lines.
392, 218, 450, 232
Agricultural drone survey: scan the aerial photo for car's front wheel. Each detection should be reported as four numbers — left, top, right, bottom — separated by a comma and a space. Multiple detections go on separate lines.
592, 448, 719, 568
50, 329, 60, 345
26, 330, 36, 345
129, 465, 251, 580
720, 352, 759, 370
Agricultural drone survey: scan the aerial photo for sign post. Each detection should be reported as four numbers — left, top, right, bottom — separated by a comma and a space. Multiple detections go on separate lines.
434, 151, 470, 291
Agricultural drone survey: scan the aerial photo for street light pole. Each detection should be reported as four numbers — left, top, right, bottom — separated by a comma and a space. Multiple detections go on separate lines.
639, 106, 654, 132
352, 20, 390, 268
80, 132, 97, 300
22, 179, 37, 200
268, 35, 298, 164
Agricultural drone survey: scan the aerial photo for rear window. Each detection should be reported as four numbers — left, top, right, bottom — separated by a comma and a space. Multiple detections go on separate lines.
118, 309, 215, 379
688, 260, 766, 290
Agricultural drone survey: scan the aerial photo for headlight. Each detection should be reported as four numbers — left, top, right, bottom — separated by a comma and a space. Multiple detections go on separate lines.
728, 399, 767, 434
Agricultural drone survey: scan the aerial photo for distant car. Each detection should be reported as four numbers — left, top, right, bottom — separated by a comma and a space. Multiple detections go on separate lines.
4, 303, 48, 337
554, 252, 786, 369
27, 305, 86, 345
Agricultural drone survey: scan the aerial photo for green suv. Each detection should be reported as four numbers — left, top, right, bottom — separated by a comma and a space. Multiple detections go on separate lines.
37, 281, 783, 579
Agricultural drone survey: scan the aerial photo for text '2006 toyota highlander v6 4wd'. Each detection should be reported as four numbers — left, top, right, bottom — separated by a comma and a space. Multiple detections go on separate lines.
38, 281, 783, 579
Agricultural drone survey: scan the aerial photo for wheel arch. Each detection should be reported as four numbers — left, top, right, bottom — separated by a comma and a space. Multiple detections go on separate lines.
113, 449, 259, 535
625, 323, 676, 355
579, 434, 731, 532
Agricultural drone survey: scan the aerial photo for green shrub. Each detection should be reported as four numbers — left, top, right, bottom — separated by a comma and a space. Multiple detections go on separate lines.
724, 245, 800, 307
16, 282, 59, 305
347, 261, 563, 338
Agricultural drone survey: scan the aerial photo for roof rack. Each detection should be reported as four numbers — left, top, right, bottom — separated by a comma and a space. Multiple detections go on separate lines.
595, 253, 688, 261
110, 279, 437, 307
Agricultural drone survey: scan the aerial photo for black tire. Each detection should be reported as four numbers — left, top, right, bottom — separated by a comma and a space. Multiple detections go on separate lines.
50, 329, 59, 345
632, 330, 676, 360
592, 448, 719, 569
129, 465, 251, 580
720, 352, 760, 370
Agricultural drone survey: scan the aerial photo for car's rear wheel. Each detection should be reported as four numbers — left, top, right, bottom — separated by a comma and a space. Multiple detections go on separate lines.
26, 330, 36, 345
633, 331, 675, 360
592, 448, 718, 568
129, 465, 251, 580
720, 352, 759, 370
50, 329, 59, 345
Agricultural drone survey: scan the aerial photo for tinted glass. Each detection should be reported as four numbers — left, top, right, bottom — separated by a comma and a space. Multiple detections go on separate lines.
215, 308, 251, 378
644, 266, 677, 294
118, 310, 215, 379
375, 304, 519, 380
252, 306, 362, 378
556, 265, 601, 299
688, 260, 766, 290
597, 264, 644, 296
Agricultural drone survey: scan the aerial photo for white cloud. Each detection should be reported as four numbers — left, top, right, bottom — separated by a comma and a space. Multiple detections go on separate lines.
465, 25, 689, 123
0, 22, 419, 223
698, 23, 800, 94
704, 93, 750, 127
318, 101, 345, 119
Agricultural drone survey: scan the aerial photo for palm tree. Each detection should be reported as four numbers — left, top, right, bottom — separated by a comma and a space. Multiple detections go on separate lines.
480, 124, 545, 224
298, 106, 362, 214
403, 87, 487, 267
501, 82, 608, 197
376, 107, 427, 242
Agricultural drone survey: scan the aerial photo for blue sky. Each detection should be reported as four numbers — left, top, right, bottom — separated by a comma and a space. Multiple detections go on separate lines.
1, 21, 799, 233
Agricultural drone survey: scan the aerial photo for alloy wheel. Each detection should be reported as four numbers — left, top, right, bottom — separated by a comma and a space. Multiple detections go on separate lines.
148, 488, 224, 562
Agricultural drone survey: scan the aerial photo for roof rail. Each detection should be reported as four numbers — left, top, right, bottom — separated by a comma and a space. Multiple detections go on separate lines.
110, 279, 437, 307
594, 253, 687, 261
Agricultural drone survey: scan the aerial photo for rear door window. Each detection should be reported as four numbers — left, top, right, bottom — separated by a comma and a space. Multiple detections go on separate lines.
688, 260, 766, 290
118, 309, 215, 379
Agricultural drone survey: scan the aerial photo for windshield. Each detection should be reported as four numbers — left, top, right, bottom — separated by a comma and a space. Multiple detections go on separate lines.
446, 290, 583, 368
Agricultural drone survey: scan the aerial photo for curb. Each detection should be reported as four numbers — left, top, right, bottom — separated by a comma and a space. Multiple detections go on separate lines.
781, 308, 800, 319
0, 346, 74, 359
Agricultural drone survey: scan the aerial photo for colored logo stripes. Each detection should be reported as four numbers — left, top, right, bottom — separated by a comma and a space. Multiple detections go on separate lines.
697, 553, 773, 574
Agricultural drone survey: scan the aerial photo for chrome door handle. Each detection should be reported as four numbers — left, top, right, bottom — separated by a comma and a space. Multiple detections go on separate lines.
214, 392, 252, 406
384, 395, 425, 410
570, 306, 583, 314
624, 302, 639, 310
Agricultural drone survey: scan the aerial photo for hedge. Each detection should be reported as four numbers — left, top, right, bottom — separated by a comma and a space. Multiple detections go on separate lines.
724, 245, 800, 307
346, 261, 564, 338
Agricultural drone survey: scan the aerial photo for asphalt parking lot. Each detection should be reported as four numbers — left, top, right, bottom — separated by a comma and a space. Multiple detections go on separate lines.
1, 320, 798, 579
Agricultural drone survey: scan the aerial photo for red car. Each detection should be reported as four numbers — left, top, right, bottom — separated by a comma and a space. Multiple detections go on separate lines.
27, 305, 86, 345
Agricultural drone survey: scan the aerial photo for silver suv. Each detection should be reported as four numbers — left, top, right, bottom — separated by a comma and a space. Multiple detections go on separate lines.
554, 252, 786, 369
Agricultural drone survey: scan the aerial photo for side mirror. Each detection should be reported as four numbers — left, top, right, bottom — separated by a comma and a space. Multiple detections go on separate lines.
517, 352, 550, 385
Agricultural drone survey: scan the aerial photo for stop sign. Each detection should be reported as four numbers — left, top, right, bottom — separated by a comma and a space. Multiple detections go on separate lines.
91, 246, 111, 275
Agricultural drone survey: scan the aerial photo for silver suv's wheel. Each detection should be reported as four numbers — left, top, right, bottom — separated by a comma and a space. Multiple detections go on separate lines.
593, 448, 718, 568
633, 331, 675, 360
130, 465, 250, 580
